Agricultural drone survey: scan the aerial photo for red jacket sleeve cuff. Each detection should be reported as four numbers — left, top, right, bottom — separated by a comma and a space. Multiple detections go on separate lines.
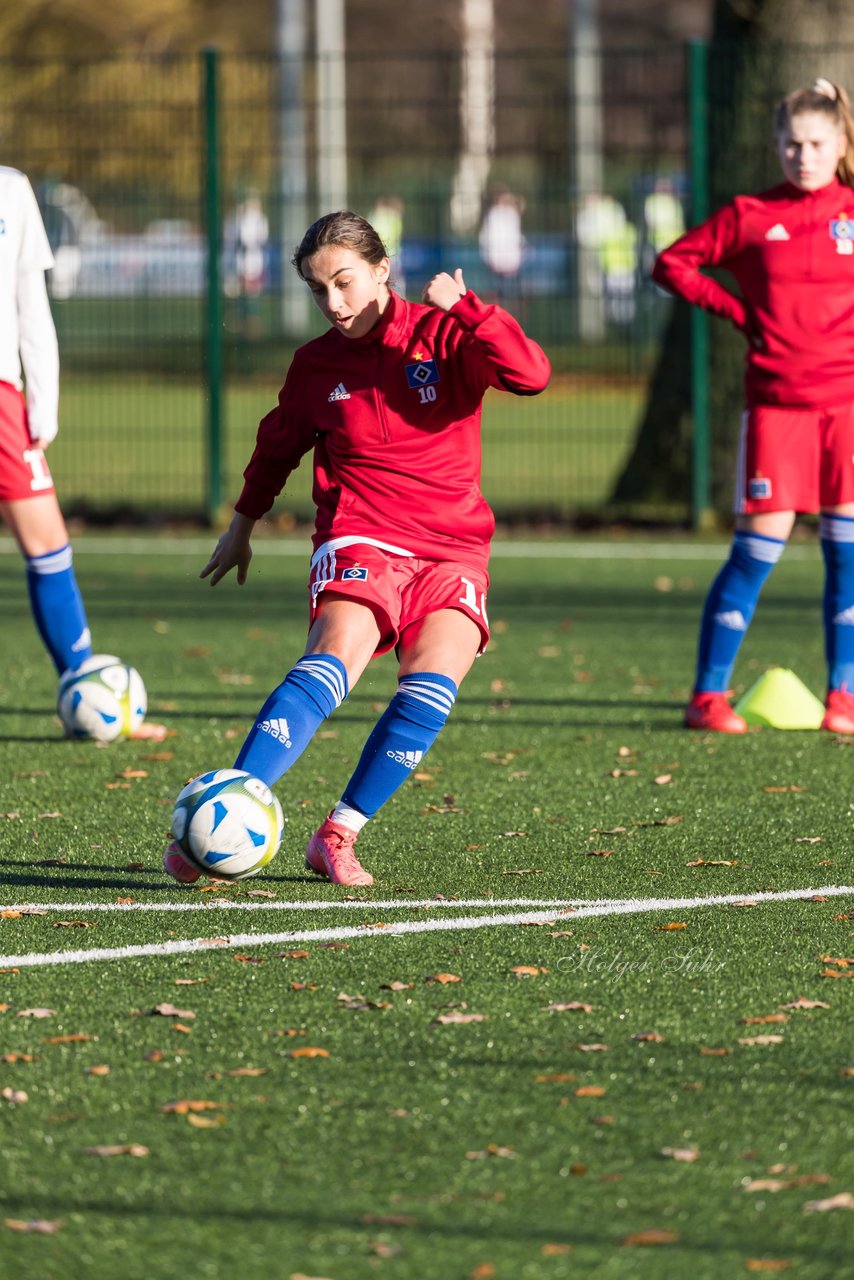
234, 482, 274, 520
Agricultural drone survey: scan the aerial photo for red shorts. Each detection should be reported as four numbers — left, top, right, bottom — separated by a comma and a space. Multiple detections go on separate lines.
735, 402, 854, 514
0, 381, 54, 501
308, 539, 491, 656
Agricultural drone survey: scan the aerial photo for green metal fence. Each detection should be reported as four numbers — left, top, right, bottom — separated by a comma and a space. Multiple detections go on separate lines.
0, 44, 764, 524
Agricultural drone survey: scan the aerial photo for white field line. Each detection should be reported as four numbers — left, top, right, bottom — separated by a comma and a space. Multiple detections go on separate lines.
1, 885, 850, 970
2, 897, 587, 914
0, 537, 822, 562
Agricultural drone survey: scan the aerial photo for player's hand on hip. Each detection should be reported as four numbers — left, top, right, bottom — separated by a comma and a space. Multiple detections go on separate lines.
421, 268, 466, 311
200, 514, 255, 586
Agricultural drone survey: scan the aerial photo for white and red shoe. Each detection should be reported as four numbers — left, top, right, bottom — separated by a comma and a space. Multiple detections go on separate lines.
684, 691, 747, 734
822, 687, 854, 734
305, 815, 373, 886
162, 838, 201, 884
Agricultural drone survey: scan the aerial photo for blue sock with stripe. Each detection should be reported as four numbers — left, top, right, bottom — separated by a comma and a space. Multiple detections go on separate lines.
334, 672, 458, 827
694, 531, 785, 692
820, 513, 854, 691
25, 544, 92, 675
234, 654, 348, 786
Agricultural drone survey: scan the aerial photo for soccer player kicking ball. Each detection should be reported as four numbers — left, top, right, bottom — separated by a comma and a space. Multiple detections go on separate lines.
0, 165, 164, 740
164, 209, 550, 886
653, 79, 854, 734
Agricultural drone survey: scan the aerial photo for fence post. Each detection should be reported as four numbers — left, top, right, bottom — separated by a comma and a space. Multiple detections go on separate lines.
203, 46, 223, 525
688, 38, 712, 529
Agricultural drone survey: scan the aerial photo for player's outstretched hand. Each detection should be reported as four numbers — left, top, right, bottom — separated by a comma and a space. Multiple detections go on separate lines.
422, 268, 467, 311
200, 513, 255, 587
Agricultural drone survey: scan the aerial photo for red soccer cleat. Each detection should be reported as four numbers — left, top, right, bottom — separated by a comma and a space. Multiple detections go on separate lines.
305, 815, 374, 886
684, 691, 747, 734
822, 687, 854, 734
162, 838, 201, 884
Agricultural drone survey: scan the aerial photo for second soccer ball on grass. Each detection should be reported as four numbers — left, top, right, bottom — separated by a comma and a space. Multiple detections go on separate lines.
57, 654, 147, 741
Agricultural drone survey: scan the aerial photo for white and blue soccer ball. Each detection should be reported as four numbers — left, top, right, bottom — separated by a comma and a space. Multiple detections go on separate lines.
171, 769, 284, 880
57, 654, 147, 742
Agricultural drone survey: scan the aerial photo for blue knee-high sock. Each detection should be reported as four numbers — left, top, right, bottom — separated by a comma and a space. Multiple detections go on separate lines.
334, 672, 458, 826
694, 531, 785, 692
234, 654, 348, 787
820, 513, 854, 691
25, 544, 92, 675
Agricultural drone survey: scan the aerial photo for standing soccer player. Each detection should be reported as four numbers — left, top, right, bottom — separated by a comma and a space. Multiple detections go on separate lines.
0, 166, 164, 739
653, 79, 854, 733
165, 209, 550, 885
0, 166, 95, 679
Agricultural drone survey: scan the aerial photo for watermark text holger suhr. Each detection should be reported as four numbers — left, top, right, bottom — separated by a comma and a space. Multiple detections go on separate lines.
557, 947, 727, 982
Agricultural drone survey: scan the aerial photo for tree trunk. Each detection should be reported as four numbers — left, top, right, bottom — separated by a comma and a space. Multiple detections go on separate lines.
612, 0, 854, 514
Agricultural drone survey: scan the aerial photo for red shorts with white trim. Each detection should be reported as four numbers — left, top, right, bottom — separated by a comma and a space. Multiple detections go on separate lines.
0, 381, 54, 500
735, 402, 854, 514
308, 541, 490, 656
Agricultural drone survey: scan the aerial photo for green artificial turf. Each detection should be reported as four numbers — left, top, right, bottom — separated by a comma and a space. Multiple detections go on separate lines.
0, 536, 852, 1280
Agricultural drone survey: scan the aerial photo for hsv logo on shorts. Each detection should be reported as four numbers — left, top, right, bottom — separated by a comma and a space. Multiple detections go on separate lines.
748, 475, 772, 499
341, 566, 369, 581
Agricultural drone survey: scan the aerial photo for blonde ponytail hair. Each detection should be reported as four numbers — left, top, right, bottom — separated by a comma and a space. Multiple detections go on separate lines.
774, 79, 854, 187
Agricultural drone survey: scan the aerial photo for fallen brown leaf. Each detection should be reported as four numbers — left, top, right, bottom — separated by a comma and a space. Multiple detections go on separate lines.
660, 1147, 699, 1162
545, 1001, 593, 1013
779, 997, 830, 1010
622, 1228, 680, 1245
161, 1100, 225, 1116
744, 1262, 791, 1273
802, 1192, 854, 1213
738, 1035, 785, 1046
656, 922, 687, 931
575, 1085, 606, 1097
4, 1219, 61, 1234
425, 973, 461, 984
149, 1003, 196, 1019
85, 1143, 150, 1158
1, 1088, 28, 1104
16, 1008, 54, 1019
187, 1112, 227, 1128
288, 1047, 330, 1059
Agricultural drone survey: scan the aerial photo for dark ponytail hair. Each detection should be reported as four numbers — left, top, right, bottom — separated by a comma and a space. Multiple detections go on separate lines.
292, 211, 388, 278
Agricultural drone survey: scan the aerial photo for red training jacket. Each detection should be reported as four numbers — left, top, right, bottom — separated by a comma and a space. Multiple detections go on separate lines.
235, 289, 551, 570
652, 177, 854, 408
